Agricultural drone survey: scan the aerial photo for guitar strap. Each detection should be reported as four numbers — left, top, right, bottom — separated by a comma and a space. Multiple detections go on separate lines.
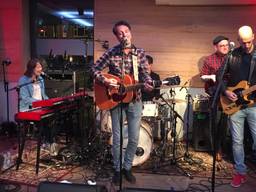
132, 49, 139, 82
248, 49, 256, 84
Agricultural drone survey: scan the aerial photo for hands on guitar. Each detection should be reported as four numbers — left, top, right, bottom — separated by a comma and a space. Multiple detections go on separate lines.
95, 73, 180, 110
225, 90, 238, 102
104, 77, 154, 92
220, 81, 256, 115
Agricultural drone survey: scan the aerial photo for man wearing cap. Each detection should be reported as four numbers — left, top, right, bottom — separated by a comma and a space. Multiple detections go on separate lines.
201, 35, 230, 95
223, 25, 256, 187
200, 35, 230, 162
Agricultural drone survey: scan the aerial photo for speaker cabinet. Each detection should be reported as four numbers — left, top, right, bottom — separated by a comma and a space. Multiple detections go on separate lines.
44, 70, 91, 98
45, 79, 74, 98
192, 112, 212, 151
37, 181, 107, 192
123, 188, 173, 192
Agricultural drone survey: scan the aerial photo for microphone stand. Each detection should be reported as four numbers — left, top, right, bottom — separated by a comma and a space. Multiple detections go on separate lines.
210, 51, 231, 192
2, 61, 10, 122
118, 43, 126, 192
184, 89, 192, 158
182, 87, 203, 169
6, 78, 42, 172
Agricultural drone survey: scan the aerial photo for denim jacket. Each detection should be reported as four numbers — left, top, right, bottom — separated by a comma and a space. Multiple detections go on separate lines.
18, 75, 48, 111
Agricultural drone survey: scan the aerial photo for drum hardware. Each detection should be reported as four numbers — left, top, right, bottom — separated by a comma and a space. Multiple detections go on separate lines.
150, 88, 192, 178
142, 102, 159, 117
180, 89, 204, 173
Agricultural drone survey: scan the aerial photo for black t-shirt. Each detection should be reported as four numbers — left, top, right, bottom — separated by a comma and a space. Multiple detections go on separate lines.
226, 46, 256, 87
142, 71, 160, 102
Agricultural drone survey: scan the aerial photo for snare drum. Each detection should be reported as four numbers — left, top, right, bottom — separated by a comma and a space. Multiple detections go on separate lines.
142, 102, 159, 117
100, 110, 153, 166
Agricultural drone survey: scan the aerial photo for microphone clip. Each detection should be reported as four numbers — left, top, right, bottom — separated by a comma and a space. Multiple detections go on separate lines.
2, 59, 12, 66
179, 80, 189, 91
41, 72, 53, 80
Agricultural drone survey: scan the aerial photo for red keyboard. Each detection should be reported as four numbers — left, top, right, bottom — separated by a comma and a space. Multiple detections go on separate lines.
32, 91, 87, 108
15, 91, 88, 122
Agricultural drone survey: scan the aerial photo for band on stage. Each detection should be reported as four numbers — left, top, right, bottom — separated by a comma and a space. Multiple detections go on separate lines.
13, 22, 256, 188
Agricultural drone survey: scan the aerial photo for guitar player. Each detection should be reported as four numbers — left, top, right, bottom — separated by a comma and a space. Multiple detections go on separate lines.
221, 25, 256, 188
90, 20, 153, 185
200, 35, 230, 162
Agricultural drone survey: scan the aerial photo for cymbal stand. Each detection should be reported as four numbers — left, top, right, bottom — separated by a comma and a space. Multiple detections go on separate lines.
168, 89, 192, 178
181, 87, 203, 169
152, 88, 192, 178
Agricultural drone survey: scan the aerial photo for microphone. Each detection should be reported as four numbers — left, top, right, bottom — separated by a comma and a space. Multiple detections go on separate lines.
64, 50, 67, 60
102, 41, 109, 49
179, 80, 188, 91
121, 37, 130, 48
229, 42, 235, 51
49, 49, 53, 58
2, 58, 12, 66
41, 72, 53, 80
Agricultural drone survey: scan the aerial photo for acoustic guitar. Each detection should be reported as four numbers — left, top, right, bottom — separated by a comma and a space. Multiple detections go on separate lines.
220, 80, 256, 115
94, 73, 180, 110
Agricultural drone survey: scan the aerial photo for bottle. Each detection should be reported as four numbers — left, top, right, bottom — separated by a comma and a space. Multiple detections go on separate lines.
2, 152, 8, 170
6, 151, 12, 167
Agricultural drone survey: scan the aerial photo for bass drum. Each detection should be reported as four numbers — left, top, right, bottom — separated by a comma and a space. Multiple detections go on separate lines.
100, 110, 153, 166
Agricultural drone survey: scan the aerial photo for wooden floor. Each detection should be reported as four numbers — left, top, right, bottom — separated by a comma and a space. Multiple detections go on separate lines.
1, 170, 256, 192
0, 134, 256, 192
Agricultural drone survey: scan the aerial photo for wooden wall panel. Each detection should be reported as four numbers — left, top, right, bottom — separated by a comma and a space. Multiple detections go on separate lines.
94, 0, 256, 87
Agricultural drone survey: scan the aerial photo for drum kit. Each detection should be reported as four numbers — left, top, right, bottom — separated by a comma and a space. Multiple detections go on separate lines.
99, 88, 189, 167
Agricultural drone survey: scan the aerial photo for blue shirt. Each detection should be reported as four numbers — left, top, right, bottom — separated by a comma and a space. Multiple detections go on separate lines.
18, 75, 48, 111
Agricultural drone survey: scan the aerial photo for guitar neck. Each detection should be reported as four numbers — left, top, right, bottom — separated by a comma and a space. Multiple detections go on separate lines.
242, 84, 256, 96
125, 80, 162, 91
126, 83, 144, 92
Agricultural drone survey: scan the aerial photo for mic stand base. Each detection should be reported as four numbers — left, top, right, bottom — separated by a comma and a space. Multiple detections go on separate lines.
169, 157, 193, 178
150, 152, 193, 179
181, 151, 205, 168
150, 139, 193, 179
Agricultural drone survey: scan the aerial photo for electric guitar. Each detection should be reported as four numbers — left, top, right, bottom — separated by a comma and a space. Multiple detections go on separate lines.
220, 80, 256, 115
94, 73, 180, 110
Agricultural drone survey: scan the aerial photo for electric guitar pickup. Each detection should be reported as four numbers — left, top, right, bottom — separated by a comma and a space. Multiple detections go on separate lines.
220, 80, 256, 115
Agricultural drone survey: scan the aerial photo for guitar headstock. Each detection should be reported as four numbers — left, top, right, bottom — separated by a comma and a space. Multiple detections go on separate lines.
163, 75, 181, 86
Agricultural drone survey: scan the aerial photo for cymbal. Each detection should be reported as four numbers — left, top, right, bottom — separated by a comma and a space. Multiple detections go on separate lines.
153, 98, 186, 105
166, 99, 186, 103
155, 85, 179, 89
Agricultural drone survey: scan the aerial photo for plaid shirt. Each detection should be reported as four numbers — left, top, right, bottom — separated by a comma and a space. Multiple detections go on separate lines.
201, 52, 227, 95
91, 44, 152, 101
201, 52, 226, 76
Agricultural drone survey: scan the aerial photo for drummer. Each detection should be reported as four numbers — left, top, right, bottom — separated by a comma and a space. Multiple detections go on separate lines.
142, 55, 161, 102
